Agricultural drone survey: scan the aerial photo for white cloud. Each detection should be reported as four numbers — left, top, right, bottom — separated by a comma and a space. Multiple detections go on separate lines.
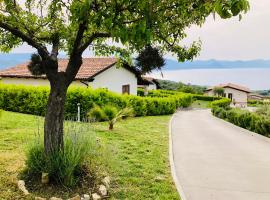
183, 0, 270, 60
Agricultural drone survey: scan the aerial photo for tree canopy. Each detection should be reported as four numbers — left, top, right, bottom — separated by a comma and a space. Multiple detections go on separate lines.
213, 87, 225, 97
0, 0, 249, 65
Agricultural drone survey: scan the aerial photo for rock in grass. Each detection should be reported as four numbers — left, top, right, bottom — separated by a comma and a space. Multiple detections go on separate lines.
101, 176, 111, 189
81, 194, 90, 200
68, 195, 80, 200
17, 180, 29, 195
98, 184, 107, 196
35, 197, 47, 200
41, 172, 49, 184
92, 193, 101, 200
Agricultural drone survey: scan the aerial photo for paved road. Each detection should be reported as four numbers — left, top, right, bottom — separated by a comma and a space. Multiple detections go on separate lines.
171, 109, 270, 200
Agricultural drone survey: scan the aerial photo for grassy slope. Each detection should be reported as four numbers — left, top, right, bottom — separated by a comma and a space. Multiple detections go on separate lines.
0, 111, 179, 200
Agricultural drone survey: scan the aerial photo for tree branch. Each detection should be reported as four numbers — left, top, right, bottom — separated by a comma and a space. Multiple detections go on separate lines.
78, 32, 111, 53
0, 21, 49, 58
51, 33, 60, 59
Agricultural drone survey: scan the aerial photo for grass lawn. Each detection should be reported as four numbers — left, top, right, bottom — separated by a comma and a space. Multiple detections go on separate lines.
0, 111, 179, 200
191, 100, 211, 109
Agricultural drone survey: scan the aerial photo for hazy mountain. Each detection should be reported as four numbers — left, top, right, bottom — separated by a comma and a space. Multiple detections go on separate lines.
163, 59, 270, 70
0, 53, 66, 70
0, 53, 270, 71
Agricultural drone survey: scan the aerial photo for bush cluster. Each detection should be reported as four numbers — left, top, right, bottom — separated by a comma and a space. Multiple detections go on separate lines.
248, 99, 264, 107
0, 84, 193, 118
193, 94, 221, 101
138, 89, 221, 102
211, 98, 231, 108
24, 126, 111, 187
212, 106, 270, 137
88, 105, 134, 130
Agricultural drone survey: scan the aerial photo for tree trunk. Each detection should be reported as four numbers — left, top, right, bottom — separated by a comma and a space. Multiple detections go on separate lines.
109, 123, 114, 130
44, 80, 68, 154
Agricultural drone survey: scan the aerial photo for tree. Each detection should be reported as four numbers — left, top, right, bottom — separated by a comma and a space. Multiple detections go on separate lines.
0, 0, 249, 154
213, 87, 225, 97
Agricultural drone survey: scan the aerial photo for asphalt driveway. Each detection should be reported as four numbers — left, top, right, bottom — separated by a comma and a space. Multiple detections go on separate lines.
171, 109, 270, 200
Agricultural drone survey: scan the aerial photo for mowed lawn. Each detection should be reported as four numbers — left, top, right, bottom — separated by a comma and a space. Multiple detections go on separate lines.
0, 111, 179, 200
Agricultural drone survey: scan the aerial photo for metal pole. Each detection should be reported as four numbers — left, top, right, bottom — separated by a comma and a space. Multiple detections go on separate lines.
77, 103, 81, 122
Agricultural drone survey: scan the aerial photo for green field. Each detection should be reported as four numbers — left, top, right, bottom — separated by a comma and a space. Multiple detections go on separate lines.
0, 111, 179, 199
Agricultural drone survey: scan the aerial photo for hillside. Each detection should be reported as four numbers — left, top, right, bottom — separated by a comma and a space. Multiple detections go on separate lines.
163, 59, 270, 70
1, 53, 270, 71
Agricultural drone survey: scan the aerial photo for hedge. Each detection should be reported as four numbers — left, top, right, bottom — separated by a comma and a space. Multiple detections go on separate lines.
211, 98, 231, 108
0, 84, 193, 119
212, 106, 270, 137
248, 99, 264, 107
138, 89, 222, 102
193, 94, 221, 101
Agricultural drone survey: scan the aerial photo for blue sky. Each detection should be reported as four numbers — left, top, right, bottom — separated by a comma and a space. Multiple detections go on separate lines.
13, 0, 270, 61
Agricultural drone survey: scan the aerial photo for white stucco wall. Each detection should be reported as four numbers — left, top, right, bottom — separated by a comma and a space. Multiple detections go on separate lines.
0, 64, 138, 95
0, 77, 84, 87
206, 87, 248, 105
88, 65, 137, 95
147, 83, 157, 90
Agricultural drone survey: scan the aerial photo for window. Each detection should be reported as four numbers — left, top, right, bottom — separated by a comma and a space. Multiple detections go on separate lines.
228, 93, 233, 100
122, 84, 130, 94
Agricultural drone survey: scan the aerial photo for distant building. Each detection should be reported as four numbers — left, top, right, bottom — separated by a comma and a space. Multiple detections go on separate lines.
0, 58, 142, 95
138, 76, 160, 92
205, 83, 251, 107
248, 93, 267, 101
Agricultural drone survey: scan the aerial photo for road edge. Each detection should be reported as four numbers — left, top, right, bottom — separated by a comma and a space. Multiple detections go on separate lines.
169, 113, 187, 200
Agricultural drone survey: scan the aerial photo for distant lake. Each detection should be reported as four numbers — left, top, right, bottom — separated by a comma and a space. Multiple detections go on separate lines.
151, 68, 270, 90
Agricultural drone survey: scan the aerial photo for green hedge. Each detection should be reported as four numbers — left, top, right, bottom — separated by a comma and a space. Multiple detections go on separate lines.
138, 89, 221, 102
212, 107, 270, 137
0, 84, 193, 118
248, 99, 264, 107
193, 94, 221, 101
211, 98, 231, 108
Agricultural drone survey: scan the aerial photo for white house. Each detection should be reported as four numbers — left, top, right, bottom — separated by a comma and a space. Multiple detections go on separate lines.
0, 58, 141, 95
205, 83, 251, 106
138, 76, 159, 90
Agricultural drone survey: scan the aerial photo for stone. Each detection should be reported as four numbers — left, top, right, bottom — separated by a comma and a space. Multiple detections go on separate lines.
41, 172, 49, 184
101, 176, 111, 189
68, 195, 80, 200
49, 197, 62, 200
17, 180, 29, 195
81, 194, 90, 200
92, 193, 101, 200
35, 197, 46, 200
154, 175, 165, 182
98, 184, 107, 196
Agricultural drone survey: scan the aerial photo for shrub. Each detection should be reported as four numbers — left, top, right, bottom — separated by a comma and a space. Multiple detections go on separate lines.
211, 98, 231, 108
193, 94, 221, 101
256, 104, 270, 117
25, 133, 96, 187
87, 104, 105, 121
24, 123, 112, 187
0, 84, 193, 118
212, 106, 270, 137
137, 88, 145, 96
88, 105, 134, 130
248, 99, 264, 107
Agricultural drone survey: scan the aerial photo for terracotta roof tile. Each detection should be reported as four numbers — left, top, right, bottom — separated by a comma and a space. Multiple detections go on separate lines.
206, 83, 251, 93
0, 57, 118, 80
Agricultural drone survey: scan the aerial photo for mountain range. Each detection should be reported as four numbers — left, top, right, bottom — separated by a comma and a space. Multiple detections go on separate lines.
0, 53, 270, 70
